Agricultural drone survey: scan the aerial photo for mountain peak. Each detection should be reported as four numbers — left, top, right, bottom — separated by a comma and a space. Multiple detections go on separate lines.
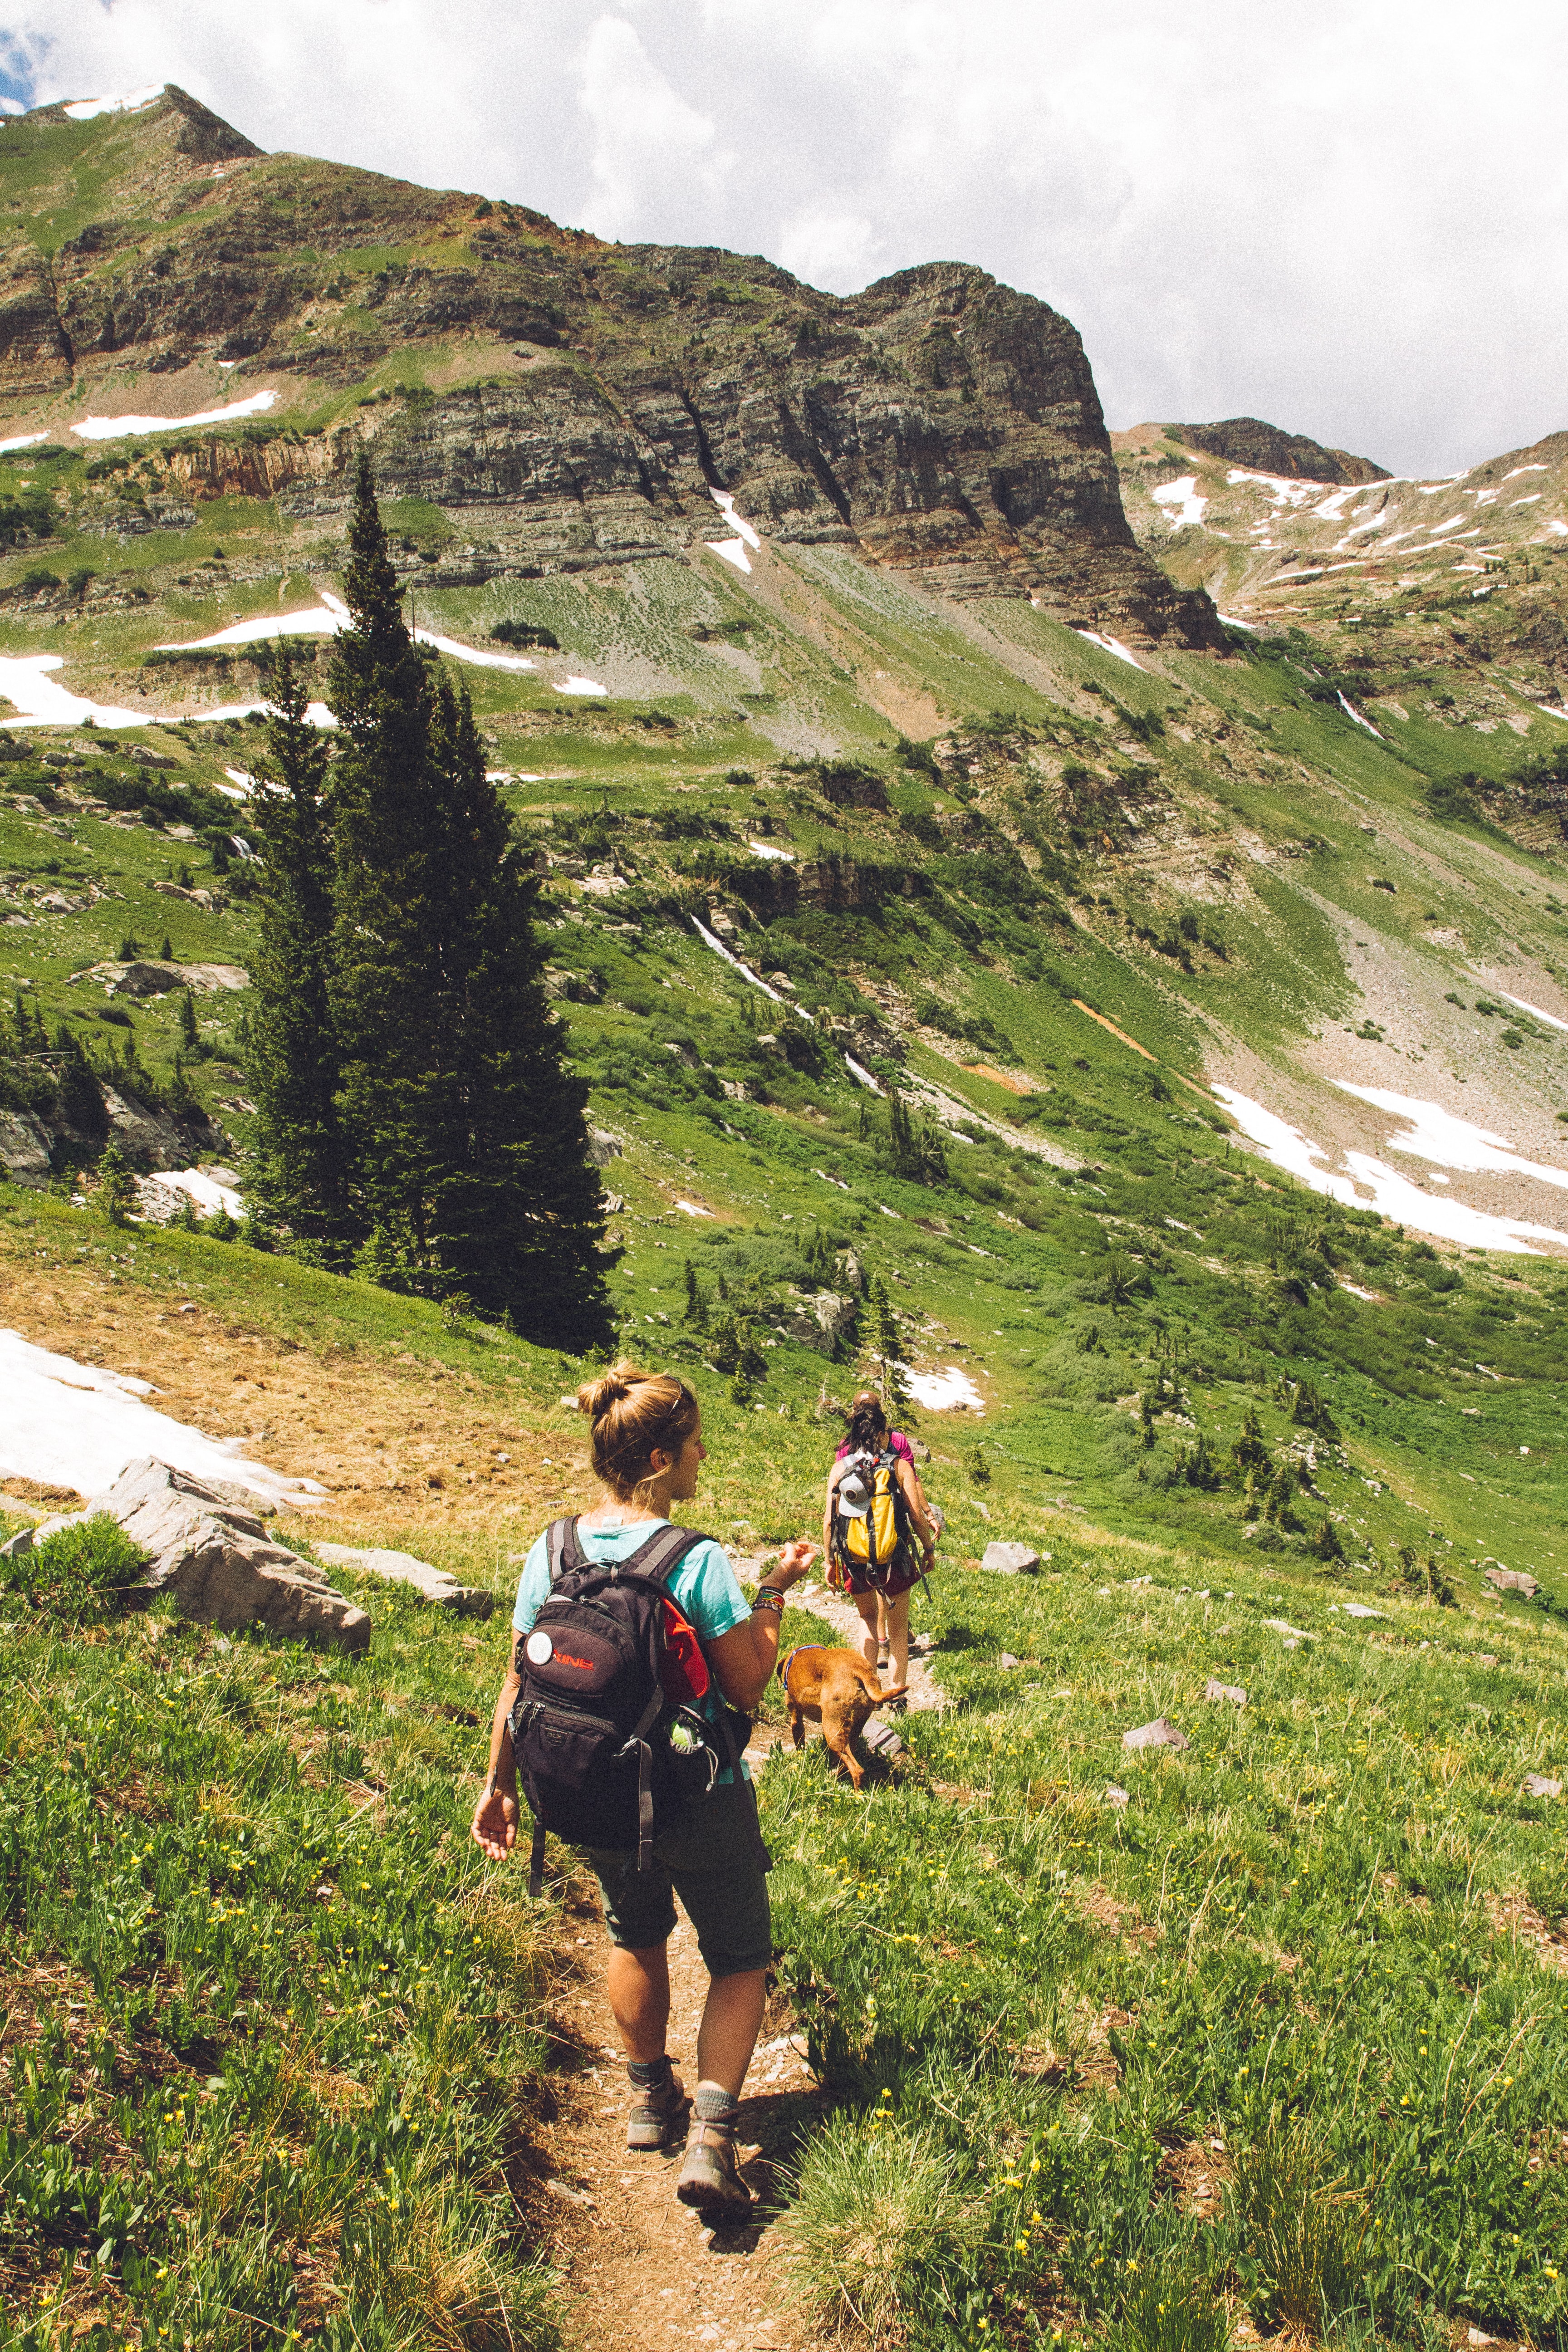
1169, 416, 1390, 485
18, 82, 260, 165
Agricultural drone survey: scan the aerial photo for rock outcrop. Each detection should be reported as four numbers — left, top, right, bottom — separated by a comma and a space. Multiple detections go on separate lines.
92, 1457, 369, 1651
315, 1542, 495, 1617
981, 1540, 1040, 1575
1171, 416, 1391, 485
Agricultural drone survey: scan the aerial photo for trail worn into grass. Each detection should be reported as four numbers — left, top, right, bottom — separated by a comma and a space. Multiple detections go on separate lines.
529, 1875, 821, 2352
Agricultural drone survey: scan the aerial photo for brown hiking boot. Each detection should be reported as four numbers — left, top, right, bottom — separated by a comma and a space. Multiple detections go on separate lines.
676, 2113, 752, 2215
627, 2064, 688, 2152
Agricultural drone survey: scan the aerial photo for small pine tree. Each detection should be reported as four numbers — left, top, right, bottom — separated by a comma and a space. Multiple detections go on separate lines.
683, 1258, 707, 1328
53, 1025, 108, 1137
178, 990, 199, 1052
1311, 1515, 1344, 1563
95, 1139, 136, 1226
167, 1053, 198, 1118
159, 934, 173, 963
172, 1193, 198, 1232
245, 637, 353, 1264
1262, 1465, 1300, 1530
863, 1275, 914, 1420
1231, 1402, 1270, 1476
736, 1321, 768, 1388
118, 936, 138, 962
967, 1442, 990, 1486
706, 1308, 736, 1368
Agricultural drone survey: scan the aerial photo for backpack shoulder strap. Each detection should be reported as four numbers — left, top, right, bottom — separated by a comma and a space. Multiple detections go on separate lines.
620, 1522, 710, 1590
547, 1516, 584, 1584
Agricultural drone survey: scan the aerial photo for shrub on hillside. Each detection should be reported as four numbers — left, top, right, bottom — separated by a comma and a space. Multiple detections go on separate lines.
491, 617, 559, 649
2, 1514, 149, 1623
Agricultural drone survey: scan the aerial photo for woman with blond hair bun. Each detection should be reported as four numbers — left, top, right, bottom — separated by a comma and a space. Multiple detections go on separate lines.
472, 1361, 814, 2218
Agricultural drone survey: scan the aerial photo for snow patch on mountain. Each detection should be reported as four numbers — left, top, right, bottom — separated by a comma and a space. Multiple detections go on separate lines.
72, 391, 279, 441
1215, 1084, 1568, 1255
62, 84, 165, 122
1152, 476, 1207, 529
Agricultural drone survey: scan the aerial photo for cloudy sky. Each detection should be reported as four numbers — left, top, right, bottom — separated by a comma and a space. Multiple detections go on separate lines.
3, 0, 1563, 477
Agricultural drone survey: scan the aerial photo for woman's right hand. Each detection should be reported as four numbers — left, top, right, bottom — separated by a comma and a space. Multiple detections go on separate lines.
773, 1540, 818, 1586
470, 1784, 518, 1860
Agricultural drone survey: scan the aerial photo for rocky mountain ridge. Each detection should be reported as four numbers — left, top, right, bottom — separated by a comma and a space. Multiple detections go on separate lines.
0, 87, 1220, 647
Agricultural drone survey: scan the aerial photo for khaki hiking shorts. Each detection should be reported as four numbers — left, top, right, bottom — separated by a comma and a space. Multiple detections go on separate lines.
580, 1777, 772, 1978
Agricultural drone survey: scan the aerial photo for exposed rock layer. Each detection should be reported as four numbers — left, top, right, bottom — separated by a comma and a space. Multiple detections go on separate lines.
0, 90, 1220, 647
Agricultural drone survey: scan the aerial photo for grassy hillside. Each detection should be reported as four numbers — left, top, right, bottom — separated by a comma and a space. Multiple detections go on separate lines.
1, 87, 1567, 2352
1, 1189, 1564, 2351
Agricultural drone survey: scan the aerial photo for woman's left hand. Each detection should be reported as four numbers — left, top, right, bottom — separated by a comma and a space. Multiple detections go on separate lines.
774, 1540, 818, 1582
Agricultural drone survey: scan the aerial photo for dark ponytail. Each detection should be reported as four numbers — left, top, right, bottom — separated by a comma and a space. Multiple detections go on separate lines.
845, 1389, 889, 1453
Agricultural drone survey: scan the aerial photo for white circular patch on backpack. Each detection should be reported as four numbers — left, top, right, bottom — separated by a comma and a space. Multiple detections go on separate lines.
524, 1630, 554, 1666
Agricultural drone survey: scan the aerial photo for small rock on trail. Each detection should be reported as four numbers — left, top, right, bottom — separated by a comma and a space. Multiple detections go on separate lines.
1123, 1716, 1190, 1753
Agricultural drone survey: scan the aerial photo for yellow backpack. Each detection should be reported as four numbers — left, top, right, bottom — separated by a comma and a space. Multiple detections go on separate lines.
832, 1448, 912, 1588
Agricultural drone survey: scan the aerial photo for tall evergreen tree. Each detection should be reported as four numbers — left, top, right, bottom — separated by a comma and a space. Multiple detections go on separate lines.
244, 638, 352, 1259
325, 453, 614, 1346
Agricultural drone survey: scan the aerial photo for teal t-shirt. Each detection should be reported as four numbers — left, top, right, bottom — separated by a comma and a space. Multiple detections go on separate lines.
512, 1519, 754, 1784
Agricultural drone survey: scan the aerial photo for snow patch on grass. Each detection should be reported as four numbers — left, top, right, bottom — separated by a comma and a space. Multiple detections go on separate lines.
0, 652, 157, 730
1075, 630, 1146, 671
0, 1327, 321, 1504
905, 1365, 985, 1412
1214, 1084, 1568, 1254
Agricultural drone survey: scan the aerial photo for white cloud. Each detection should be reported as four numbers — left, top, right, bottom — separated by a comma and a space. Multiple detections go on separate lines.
774, 206, 879, 292
7, 0, 1568, 475
575, 15, 729, 241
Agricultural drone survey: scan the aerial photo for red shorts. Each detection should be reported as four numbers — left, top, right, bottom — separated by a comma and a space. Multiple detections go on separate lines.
834, 1550, 924, 1601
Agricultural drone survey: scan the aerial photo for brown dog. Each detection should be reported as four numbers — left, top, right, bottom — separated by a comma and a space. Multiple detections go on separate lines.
780, 1645, 907, 1791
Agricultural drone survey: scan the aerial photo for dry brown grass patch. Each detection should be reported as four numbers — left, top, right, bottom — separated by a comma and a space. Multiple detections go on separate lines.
1485, 1888, 1568, 1975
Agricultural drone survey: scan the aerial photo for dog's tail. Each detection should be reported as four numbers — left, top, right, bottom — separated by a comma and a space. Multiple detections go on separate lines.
850, 1661, 908, 1705
875, 1681, 909, 1707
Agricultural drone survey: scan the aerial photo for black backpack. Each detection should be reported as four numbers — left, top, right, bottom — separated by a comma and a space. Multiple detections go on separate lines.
509, 1516, 765, 1897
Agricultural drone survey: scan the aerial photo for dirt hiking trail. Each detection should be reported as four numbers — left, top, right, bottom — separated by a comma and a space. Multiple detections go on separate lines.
526, 1869, 819, 2352
524, 1605, 927, 2352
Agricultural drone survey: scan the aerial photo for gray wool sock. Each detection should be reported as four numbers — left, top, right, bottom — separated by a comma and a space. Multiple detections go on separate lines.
694, 2084, 740, 2125
628, 2055, 673, 2088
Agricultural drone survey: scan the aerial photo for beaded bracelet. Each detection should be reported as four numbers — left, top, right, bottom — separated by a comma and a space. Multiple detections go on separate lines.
751, 1587, 787, 1616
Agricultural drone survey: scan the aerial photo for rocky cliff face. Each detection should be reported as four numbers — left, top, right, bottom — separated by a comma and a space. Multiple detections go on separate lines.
0, 88, 1221, 647
1171, 416, 1390, 485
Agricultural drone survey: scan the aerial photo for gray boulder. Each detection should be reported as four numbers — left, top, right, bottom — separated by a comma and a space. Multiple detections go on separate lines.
93, 1458, 369, 1652
315, 1543, 495, 1617
779, 1287, 859, 1355
1122, 1716, 1190, 1753
981, 1540, 1040, 1576
1485, 1566, 1540, 1597
0, 1110, 52, 1183
1523, 1774, 1562, 1800
1205, 1679, 1247, 1706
